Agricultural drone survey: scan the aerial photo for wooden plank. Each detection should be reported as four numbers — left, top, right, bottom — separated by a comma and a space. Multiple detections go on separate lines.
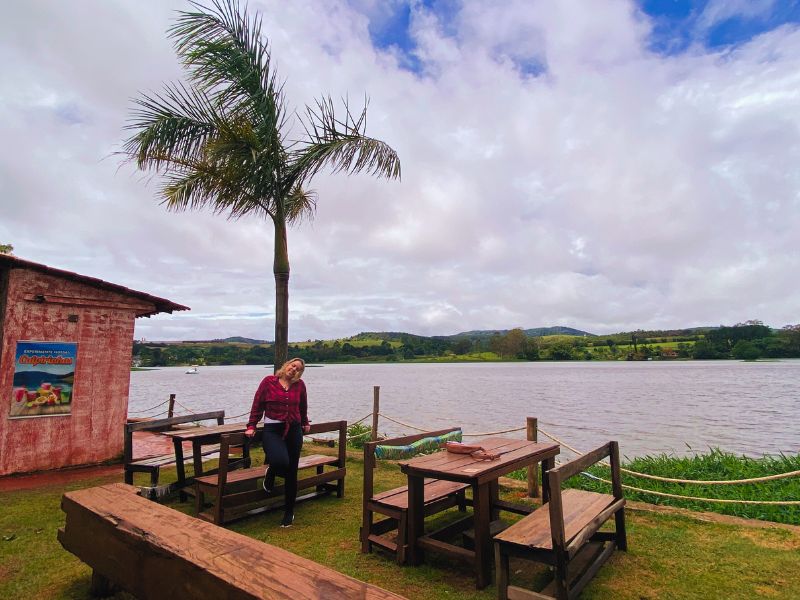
566, 498, 625, 558
126, 411, 226, 432
494, 490, 614, 551
417, 536, 474, 562
373, 480, 468, 509
60, 483, 407, 600
507, 584, 553, 600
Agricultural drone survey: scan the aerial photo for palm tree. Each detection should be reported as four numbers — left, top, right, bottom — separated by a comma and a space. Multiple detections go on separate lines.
123, 0, 400, 370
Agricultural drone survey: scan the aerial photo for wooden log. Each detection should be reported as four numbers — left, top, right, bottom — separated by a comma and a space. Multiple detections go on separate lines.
59, 483, 407, 600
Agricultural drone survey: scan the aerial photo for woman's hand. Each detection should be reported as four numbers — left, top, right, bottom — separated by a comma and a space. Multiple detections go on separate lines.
302, 425, 311, 434
244, 427, 256, 438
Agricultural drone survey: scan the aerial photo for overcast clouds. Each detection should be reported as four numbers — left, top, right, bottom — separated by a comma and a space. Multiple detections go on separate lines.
1, 0, 799, 341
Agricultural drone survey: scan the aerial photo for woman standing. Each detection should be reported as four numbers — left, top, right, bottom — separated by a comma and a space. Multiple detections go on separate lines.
245, 357, 310, 527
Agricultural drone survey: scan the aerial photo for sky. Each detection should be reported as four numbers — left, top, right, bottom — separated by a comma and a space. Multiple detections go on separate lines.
2, 0, 800, 341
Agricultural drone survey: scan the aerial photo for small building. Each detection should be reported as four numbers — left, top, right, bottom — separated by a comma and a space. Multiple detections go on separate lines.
0, 254, 188, 476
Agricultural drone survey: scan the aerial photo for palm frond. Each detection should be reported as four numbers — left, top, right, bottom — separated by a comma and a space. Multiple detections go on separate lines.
283, 185, 317, 226
170, 0, 286, 136
122, 82, 221, 171
288, 96, 401, 186
157, 155, 272, 220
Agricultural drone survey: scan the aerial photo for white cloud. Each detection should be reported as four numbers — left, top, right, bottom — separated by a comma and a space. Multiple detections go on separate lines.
1, 0, 799, 341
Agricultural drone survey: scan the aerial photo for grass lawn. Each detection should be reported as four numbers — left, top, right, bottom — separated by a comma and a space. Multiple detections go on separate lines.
1, 448, 799, 599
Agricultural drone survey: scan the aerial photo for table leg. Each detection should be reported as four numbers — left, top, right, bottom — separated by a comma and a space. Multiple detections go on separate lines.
541, 456, 555, 504
473, 482, 491, 589
173, 438, 186, 502
489, 479, 500, 521
192, 441, 203, 479
407, 474, 425, 566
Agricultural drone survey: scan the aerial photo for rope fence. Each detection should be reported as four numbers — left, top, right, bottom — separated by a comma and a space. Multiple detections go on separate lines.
127, 390, 798, 506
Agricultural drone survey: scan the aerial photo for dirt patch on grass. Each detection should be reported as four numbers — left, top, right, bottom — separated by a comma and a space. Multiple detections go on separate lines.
738, 528, 800, 551
625, 501, 800, 533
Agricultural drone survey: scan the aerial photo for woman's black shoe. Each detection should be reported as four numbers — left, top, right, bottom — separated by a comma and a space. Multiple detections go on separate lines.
280, 512, 294, 528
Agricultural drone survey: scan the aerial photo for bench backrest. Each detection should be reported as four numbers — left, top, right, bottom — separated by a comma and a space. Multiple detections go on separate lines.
123, 409, 225, 466
362, 427, 461, 502
545, 441, 623, 554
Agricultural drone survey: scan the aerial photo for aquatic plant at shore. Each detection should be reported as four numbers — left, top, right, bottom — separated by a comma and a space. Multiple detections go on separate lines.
509, 448, 800, 525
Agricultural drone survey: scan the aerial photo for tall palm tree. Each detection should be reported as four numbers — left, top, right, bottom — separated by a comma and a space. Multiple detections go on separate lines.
123, 0, 400, 370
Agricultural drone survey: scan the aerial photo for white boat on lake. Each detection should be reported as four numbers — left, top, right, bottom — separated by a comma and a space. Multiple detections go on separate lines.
185, 366, 199, 374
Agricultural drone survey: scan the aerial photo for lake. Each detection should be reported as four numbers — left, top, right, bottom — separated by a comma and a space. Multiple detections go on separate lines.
128, 360, 800, 459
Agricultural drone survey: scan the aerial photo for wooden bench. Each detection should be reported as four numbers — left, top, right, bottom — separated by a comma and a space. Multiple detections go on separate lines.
361, 428, 470, 564
124, 410, 229, 493
494, 441, 627, 600
59, 482, 407, 599
194, 420, 347, 525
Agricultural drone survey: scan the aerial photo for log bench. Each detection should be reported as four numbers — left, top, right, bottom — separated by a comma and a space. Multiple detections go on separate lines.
494, 441, 627, 600
361, 428, 470, 564
194, 420, 347, 525
124, 409, 229, 493
58, 483, 407, 600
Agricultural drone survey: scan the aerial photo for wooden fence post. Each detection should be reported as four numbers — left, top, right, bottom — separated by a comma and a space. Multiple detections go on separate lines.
168, 394, 176, 419
371, 386, 380, 441
526, 417, 539, 498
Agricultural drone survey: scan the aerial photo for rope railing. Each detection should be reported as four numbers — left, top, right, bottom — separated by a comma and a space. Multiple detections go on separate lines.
127, 397, 171, 415
580, 472, 800, 506
127, 393, 797, 504
377, 413, 526, 437
538, 426, 800, 486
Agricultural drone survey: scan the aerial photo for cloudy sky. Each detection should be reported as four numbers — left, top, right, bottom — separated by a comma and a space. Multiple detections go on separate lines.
2, 0, 799, 341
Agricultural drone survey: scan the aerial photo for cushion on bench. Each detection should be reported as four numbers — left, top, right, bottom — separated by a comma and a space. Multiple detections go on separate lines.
494, 489, 616, 551
375, 429, 462, 460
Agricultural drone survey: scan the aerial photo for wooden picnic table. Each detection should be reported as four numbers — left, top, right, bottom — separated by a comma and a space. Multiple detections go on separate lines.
399, 437, 559, 589
162, 422, 257, 499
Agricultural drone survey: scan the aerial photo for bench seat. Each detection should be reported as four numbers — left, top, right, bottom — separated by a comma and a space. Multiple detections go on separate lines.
194, 422, 348, 525
495, 489, 616, 552
195, 454, 338, 487
123, 408, 226, 490
372, 479, 470, 509
361, 428, 470, 565
494, 442, 627, 600
59, 483, 407, 600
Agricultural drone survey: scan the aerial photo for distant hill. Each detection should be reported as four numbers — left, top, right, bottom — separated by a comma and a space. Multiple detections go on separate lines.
213, 336, 270, 344
453, 326, 594, 338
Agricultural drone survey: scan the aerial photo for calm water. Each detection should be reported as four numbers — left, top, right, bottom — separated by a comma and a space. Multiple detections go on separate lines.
128, 361, 800, 459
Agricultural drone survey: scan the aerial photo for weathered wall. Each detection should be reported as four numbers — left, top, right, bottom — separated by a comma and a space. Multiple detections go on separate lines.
0, 267, 154, 476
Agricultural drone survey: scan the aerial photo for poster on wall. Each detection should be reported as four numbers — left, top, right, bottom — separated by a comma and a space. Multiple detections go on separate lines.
9, 341, 76, 419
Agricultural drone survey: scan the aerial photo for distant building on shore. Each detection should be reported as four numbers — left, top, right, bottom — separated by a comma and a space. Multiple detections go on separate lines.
0, 254, 188, 476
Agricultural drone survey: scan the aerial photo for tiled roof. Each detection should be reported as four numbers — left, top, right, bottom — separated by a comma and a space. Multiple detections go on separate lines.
0, 254, 190, 317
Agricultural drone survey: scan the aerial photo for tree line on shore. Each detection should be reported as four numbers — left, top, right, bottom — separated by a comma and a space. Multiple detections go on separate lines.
132, 321, 800, 367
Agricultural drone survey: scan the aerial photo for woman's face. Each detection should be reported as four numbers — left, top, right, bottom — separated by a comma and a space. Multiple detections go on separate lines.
284, 360, 303, 379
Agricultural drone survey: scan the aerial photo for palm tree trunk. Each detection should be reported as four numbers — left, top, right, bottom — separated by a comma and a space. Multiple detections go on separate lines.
273, 218, 290, 373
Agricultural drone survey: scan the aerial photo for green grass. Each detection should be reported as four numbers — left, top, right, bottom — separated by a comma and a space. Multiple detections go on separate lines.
509, 449, 800, 525
2, 449, 799, 599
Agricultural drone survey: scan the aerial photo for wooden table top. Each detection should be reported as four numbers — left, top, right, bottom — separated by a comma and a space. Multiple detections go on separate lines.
161, 422, 252, 441
398, 437, 559, 485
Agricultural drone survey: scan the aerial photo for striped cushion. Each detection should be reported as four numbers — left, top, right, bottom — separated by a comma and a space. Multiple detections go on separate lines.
375, 429, 462, 460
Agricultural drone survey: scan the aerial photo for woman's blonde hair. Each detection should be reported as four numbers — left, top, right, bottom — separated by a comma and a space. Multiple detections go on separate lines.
276, 357, 306, 382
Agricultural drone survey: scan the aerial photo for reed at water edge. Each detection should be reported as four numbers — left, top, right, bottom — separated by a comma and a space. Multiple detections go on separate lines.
507, 448, 800, 525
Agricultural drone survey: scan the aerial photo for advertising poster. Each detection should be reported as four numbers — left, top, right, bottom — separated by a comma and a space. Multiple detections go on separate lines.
9, 341, 76, 419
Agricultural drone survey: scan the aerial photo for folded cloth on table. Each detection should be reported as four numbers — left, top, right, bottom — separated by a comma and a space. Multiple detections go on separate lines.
443, 441, 500, 460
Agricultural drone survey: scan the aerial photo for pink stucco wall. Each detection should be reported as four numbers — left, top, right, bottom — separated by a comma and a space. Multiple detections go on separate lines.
0, 268, 157, 476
